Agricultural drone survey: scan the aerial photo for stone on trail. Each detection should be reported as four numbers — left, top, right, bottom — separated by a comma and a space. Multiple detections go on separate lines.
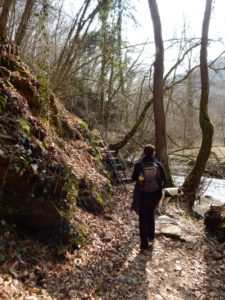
159, 225, 183, 239
117, 275, 136, 285
156, 215, 177, 224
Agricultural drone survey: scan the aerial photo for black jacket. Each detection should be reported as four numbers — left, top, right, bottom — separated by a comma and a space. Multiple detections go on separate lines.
131, 156, 167, 213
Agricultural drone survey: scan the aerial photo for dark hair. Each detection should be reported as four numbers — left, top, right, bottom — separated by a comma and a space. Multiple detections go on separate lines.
144, 144, 155, 157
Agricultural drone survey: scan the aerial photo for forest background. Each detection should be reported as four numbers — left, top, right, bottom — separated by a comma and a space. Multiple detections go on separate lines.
1, 0, 225, 207
2, 0, 225, 144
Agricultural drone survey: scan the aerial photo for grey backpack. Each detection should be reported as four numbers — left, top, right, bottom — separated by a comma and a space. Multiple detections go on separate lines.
141, 161, 161, 192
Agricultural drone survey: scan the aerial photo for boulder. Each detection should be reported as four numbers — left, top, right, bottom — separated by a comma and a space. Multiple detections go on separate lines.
156, 215, 177, 224
204, 204, 225, 242
159, 225, 182, 239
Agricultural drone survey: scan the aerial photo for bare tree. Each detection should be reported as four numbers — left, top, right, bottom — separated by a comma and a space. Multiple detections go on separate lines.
148, 0, 173, 184
0, 0, 14, 40
108, 41, 201, 154
182, 0, 214, 209
52, 0, 107, 90
15, 0, 36, 46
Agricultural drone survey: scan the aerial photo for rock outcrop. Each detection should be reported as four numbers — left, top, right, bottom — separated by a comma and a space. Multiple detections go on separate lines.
0, 42, 111, 235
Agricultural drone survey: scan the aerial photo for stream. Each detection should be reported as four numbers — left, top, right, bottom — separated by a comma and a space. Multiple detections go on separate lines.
174, 175, 225, 216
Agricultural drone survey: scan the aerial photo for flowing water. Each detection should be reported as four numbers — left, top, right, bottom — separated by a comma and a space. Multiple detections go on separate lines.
174, 175, 225, 203
174, 175, 225, 216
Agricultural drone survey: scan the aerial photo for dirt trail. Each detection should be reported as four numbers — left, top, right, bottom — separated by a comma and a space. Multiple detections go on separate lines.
0, 186, 225, 299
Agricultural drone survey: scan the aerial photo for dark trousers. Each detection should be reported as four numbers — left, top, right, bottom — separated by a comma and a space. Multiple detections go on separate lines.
139, 190, 162, 250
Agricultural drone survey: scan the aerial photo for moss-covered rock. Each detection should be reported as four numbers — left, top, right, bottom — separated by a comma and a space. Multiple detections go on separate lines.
0, 93, 7, 112
0, 41, 113, 240
0, 150, 76, 229
78, 176, 112, 214
33, 218, 89, 256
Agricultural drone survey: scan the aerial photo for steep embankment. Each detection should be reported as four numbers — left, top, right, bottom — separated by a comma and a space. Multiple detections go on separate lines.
0, 42, 111, 242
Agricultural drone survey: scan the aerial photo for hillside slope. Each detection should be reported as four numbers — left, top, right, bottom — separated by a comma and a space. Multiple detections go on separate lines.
0, 41, 111, 240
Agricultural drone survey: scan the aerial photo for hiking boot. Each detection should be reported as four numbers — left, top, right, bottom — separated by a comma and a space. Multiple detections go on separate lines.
139, 248, 150, 255
149, 239, 154, 245
140, 243, 153, 254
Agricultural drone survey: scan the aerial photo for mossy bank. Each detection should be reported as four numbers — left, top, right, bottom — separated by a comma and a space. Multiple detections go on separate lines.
0, 42, 112, 251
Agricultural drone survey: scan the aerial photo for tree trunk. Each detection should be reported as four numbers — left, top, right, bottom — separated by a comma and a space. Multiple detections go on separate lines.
148, 0, 173, 185
182, 0, 214, 209
15, 0, 36, 46
186, 68, 195, 148
97, 0, 111, 124
116, 0, 125, 95
0, 0, 14, 41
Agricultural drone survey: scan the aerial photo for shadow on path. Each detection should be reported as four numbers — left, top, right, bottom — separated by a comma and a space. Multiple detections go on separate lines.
204, 237, 225, 300
104, 246, 153, 299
